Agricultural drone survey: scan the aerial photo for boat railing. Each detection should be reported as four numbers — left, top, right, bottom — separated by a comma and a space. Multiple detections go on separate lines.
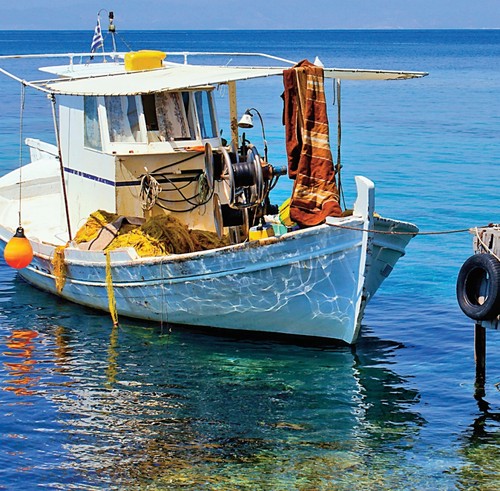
164, 51, 296, 66
0, 51, 296, 66
25, 138, 58, 162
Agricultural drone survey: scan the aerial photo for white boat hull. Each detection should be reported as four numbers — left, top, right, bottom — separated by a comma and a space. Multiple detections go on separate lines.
0, 177, 417, 344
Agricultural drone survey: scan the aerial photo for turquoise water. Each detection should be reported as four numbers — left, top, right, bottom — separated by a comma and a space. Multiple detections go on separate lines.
0, 30, 499, 489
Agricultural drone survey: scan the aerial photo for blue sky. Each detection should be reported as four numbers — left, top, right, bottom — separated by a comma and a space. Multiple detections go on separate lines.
1, 1, 499, 30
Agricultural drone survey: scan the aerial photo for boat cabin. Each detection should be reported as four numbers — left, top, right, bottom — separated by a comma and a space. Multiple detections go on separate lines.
16, 51, 286, 245
54, 85, 223, 236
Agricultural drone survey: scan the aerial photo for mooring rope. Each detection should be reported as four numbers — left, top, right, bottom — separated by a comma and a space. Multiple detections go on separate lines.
52, 246, 67, 294
327, 222, 495, 236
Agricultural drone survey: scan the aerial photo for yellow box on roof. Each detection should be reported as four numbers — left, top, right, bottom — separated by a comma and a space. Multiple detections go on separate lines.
124, 50, 166, 71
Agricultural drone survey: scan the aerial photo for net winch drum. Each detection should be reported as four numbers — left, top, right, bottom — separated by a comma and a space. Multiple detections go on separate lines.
215, 145, 265, 209
213, 192, 248, 240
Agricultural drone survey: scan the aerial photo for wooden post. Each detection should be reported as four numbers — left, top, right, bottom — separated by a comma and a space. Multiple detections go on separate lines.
228, 81, 238, 149
474, 322, 486, 399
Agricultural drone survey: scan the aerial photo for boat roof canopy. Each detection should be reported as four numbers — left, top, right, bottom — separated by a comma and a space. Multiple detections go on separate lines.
44, 64, 285, 96
41, 63, 427, 97
0, 52, 428, 96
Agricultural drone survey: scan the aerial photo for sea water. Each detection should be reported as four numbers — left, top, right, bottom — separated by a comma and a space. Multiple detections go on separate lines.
0, 30, 499, 490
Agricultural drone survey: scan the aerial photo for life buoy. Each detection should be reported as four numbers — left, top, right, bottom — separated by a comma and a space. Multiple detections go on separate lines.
456, 253, 500, 321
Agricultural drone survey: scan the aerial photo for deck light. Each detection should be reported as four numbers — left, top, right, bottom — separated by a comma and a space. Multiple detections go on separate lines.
238, 108, 268, 161
237, 110, 254, 128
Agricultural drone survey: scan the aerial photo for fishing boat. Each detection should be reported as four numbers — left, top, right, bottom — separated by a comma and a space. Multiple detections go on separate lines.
0, 18, 427, 344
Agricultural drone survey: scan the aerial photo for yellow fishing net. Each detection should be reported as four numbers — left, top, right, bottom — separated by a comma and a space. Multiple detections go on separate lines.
52, 245, 67, 293
105, 251, 119, 326
74, 210, 110, 243
74, 210, 229, 257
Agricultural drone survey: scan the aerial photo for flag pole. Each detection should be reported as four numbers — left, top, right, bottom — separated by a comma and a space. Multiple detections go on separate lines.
90, 12, 104, 61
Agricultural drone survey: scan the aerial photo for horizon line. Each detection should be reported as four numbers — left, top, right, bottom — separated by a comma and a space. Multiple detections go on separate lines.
0, 27, 499, 32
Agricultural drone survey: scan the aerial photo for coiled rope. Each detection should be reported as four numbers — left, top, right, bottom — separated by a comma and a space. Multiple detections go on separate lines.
140, 170, 161, 210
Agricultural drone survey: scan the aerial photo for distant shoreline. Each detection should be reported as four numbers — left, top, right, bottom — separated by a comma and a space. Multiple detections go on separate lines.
1, 28, 499, 32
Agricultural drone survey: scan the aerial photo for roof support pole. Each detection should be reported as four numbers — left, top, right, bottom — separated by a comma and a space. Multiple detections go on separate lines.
228, 81, 238, 149
336, 79, 343, 200
49, 93, 72, 241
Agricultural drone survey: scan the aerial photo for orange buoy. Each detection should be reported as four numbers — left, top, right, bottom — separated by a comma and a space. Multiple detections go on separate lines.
3, 227, 33, 269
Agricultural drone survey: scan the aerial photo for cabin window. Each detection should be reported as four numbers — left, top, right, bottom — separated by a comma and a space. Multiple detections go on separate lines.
142, 94, 159, 131
105, 95, 142, 143
195, 91, 217, 139
155, 92, 195, 141
83, 96, 102, 150
140, 91, 217, 143
182, 92, 197, 137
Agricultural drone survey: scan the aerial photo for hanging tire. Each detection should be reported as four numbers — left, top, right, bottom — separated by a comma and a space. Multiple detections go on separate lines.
456, 253, 500, 321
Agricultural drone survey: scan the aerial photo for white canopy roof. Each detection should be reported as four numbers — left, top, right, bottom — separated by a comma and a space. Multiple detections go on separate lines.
43, 64, 283, 96
41, 63, 428, 96
323, 68, 427, 81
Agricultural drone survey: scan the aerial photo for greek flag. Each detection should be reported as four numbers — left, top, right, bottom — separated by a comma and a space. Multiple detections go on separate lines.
90, 17, 103, 53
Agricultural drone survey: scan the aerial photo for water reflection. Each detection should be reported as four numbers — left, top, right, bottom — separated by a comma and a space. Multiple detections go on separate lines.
353, 337, 424, 448
457, 411, 500, 490
0, 281, 427, 490
0, 275, 429, 487
3, 329, 39, 397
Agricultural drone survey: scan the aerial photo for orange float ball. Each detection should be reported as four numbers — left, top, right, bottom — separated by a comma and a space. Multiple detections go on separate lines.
3, 227, 33, 269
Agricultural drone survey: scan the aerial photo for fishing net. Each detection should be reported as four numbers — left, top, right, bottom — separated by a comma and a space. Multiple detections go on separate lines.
73, 210, 134, 243
74, 210, 229, 257
105, 251, 119, 326
51, 245, 67, 293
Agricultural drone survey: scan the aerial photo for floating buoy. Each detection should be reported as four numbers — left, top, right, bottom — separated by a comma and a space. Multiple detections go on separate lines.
3, 226, 33, 269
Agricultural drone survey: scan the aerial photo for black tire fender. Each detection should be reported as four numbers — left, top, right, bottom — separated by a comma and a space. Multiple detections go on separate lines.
456, 253, 500, 321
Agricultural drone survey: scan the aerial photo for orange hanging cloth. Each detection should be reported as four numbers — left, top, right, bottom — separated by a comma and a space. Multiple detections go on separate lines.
282, 59, 342, 227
